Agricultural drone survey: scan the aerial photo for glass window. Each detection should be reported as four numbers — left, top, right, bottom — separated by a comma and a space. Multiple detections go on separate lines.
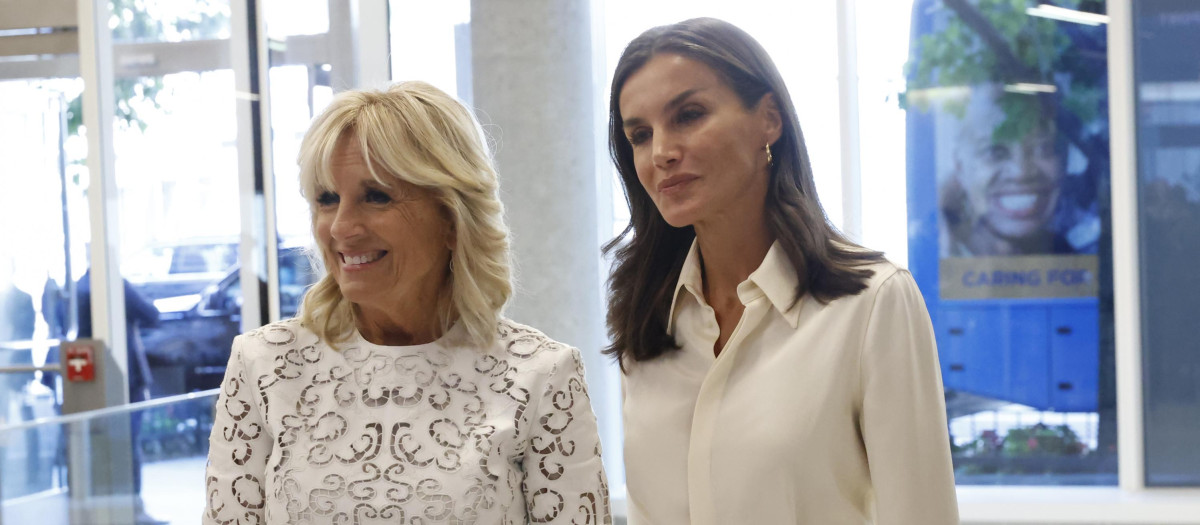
109, 0, 232, 43
0, 76, 85, 501
106, 1, 243, 400
1133, 0, 1200, 487
264, 0, 370, 321
856, 1, 912, 265
263, 0, 328, 38
389, 0, 471, 102
885, 0, 1116, 484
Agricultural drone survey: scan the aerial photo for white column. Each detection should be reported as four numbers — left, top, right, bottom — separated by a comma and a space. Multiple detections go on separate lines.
352, 0, 392, 89
469, 0, 622, 483
1107, 0, 1145, 492
469, 0, 602, 358
837, 0, 863, 242
78, 0, 127, 408
326, 0, 358, 91
76, 1, 135, 520
231, 0, 273, 329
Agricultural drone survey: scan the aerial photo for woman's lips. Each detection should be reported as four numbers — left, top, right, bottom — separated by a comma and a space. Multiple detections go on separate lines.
340, 250, 387, 270
658, 174, 699, 194
988, 186, 1053, 219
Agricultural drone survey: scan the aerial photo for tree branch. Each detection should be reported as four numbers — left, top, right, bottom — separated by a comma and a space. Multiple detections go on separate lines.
941, 0, 1040, 82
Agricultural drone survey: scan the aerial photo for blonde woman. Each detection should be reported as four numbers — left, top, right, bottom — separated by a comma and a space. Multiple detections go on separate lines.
204, 82, 610, 524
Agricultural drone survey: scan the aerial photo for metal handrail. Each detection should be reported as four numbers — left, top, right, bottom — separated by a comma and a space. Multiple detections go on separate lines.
0, 388, 220, 433
0, 364, 62, 374
0, 339, 62, 351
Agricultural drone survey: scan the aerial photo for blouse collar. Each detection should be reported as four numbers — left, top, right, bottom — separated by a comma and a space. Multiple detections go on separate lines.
667, 239, 803, 334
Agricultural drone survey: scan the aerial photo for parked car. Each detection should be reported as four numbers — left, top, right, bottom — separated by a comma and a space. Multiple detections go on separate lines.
139, 246, 319, 395
126, 239, 239, 301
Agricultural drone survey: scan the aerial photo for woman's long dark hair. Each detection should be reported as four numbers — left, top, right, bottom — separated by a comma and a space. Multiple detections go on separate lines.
604, 17, 884, 368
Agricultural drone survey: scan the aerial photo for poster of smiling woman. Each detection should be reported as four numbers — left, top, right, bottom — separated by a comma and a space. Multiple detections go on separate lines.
901, 0, 1116, 479
906, 0, 1108, 301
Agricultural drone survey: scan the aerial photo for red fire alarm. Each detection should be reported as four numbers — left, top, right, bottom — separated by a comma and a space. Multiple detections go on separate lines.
62, 340, 97, 382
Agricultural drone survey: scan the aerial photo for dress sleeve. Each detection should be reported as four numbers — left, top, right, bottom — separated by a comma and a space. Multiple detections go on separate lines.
522, 346, 612, 524
203, 335, 272, 524
858, 270, 959, 525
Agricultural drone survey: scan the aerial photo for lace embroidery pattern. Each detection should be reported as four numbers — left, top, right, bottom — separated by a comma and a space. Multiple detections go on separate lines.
204, 318, 610, 524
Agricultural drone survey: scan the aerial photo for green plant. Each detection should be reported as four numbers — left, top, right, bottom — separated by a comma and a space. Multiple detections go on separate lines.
1002, 422, 1087, 456
902, 0, 1108, 161
65, 0, 231, 135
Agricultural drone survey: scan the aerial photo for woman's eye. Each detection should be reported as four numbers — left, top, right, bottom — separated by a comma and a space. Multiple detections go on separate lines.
677, 106, 704, 124
315, 191, 338, 206
628, 128, 651, 146
365, 189, 392, 204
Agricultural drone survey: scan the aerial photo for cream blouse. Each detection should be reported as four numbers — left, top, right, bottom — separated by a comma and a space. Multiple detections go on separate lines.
622, 241, 958, 524
204, 317, 610, 524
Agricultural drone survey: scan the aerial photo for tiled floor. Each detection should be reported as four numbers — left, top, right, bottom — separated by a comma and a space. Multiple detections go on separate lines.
141, 456, 207, 524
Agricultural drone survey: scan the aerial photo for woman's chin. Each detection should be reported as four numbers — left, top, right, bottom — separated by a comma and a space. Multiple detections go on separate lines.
657, 207, 700, 229
986, 218, 1047, 240
336, 284, 375, 306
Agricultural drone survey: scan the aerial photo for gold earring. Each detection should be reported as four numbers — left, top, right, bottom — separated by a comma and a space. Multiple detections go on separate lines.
765, 143, 773, 165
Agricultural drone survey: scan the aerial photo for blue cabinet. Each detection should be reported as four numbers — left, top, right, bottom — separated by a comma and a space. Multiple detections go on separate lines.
939, 305, 1007, 400
1008, 306, 1052, 410
937, 302, 1096, 412
1049, 304, 1100, 412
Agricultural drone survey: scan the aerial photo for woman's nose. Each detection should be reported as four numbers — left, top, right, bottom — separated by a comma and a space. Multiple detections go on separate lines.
651, 134, 680, 169
1016, 144, 1045, 179
329, 204, 364, 239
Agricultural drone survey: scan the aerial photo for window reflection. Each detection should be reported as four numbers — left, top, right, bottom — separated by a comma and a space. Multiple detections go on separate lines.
1134, 0, 1200, 487
900, 0, 1115, 484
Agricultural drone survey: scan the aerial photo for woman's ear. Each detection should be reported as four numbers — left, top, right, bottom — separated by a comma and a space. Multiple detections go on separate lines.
758, 92, 784, 144
444, 221, 457, 253
441, 205, 457, 252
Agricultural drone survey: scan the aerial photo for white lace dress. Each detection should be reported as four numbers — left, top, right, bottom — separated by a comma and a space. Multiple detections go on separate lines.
203, 318, 610, 524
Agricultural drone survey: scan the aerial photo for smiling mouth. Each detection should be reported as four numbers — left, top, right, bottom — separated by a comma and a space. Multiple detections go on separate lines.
988, 189, 1053, 219
341, 251, 386, 267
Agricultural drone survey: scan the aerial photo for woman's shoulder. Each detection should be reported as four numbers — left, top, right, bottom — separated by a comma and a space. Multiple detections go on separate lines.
852, 258, 925, 309
234, 317, 322, 360
492, 318, 582, 371
860, 258, 907, 290
818, 258, 915, 311
829, 240, 908, 287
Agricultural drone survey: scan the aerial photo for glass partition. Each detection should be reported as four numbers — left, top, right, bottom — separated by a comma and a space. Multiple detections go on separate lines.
0, 74, 87, 452
0, 390, 216, 525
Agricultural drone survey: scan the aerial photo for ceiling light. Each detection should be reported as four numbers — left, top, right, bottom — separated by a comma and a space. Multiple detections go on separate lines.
1026, 4, 1110, 26
1004, 83, 1058, 94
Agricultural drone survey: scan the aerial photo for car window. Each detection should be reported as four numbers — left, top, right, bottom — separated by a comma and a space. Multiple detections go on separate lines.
169, 244, 236, 274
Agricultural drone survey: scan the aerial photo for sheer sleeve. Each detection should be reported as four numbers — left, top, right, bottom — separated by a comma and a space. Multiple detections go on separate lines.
522, 346, 611, 524
859, 270, 959, 525
203, 335, 272, 524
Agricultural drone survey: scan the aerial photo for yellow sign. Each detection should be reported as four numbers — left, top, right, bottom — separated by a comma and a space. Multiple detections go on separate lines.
940, 255, 1099, 299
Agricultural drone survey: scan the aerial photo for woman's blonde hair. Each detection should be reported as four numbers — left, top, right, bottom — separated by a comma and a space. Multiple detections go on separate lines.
297, 81, 511, 348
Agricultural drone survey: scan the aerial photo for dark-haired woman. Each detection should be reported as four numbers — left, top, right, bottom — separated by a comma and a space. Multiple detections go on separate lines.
606, 18, 958, 524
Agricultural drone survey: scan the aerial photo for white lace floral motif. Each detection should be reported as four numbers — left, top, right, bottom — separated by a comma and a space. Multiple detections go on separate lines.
203, 318, 610, 524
